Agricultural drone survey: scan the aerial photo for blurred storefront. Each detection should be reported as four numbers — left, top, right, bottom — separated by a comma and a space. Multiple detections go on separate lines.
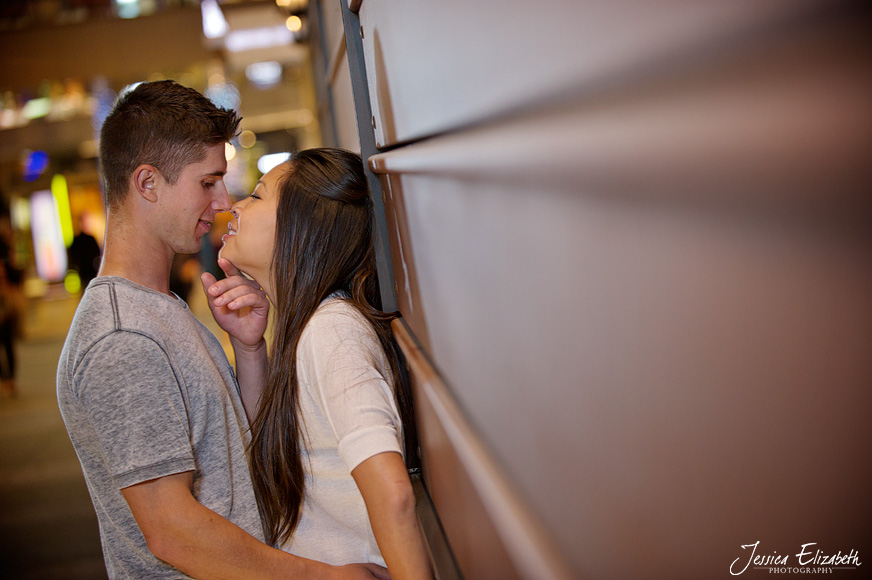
0, 0, 319, 300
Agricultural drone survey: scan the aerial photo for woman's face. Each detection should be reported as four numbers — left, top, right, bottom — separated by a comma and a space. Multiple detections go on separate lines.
219, 163, 285, 291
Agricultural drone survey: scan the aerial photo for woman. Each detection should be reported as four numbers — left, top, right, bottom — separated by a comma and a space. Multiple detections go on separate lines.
203, 148, 432, 579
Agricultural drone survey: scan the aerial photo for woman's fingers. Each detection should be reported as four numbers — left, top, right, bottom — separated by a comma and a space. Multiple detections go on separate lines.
217, 257, 244, 280
210, 283, 266, 309
204, 269, 258, 297
200, 271, 217, 289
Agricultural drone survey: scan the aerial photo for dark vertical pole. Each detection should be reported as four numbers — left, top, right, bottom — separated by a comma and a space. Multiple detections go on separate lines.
308, 0, 340, 147
340, 1, 397, 313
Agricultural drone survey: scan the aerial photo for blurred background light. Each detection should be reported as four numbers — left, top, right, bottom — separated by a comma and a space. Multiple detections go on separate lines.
246, 61, 283, 88
23, 98, 51, 120
22, 150, 49, 182
64, 271, 82, 295
114, 0, 141, 19
238, 129, 257, 149
11, 197, 31, 231
257, 152, 291, 174
225, 25, 293, 52
285, 15, 302, 33
30, 190, 68, 282
52, 174, 74, 248
206, 81, 240, 111
201, 0, 229, 39
276, 0, 308, 10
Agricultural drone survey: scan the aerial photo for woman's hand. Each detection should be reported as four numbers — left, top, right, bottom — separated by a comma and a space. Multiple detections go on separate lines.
201, 258, 270, 350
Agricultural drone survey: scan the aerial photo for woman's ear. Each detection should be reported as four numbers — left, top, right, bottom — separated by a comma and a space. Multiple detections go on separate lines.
133, 165, 159, 202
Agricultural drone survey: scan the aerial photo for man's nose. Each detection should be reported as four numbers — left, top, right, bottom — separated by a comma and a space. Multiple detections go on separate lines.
213, 181, 232, 212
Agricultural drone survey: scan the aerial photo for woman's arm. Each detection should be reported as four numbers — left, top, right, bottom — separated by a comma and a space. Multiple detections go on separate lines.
352, 452, 434, 580
201, 258, 270, 421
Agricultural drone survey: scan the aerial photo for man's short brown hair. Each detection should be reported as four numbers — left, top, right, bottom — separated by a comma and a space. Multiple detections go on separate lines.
99, 80, 241, 209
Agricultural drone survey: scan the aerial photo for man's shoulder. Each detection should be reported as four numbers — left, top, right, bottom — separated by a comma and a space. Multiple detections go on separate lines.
67, 277, 186, 352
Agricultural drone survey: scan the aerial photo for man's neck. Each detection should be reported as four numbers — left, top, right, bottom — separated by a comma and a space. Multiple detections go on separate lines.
99, 220, 174, 295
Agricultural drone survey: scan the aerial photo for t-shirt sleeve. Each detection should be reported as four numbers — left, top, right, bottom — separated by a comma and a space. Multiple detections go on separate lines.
72, 331, 196, 489
301, 305, 403, 472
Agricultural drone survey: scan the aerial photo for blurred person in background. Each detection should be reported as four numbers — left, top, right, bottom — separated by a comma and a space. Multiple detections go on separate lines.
0, 262, 19, 398
68, 213, 102, 292
0, 212, 23, 398
56, 80, 387, 580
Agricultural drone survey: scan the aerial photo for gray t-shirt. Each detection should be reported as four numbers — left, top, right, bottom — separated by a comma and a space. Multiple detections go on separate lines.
57, 276, 264, 578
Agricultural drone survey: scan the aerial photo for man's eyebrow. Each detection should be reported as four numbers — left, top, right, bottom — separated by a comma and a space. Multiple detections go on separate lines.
202, 170, 226, 178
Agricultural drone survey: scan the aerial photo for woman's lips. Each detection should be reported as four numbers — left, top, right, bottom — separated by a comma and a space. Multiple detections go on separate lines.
222, 220, 237, 242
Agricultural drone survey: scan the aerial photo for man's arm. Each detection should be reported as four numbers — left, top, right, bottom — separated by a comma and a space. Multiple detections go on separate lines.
122, 471, 390, 580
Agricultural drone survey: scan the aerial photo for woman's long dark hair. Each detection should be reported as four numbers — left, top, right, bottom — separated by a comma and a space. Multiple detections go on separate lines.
247, 148, 417, 546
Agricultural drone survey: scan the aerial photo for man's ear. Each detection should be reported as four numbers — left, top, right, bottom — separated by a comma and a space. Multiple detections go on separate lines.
133, 165, 159, 202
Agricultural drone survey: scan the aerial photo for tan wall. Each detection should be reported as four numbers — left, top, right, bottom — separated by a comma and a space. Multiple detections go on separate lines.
316, 1, 872, 578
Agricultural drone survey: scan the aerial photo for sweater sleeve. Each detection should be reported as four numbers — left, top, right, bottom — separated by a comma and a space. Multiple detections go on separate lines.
299, 301, 403, 473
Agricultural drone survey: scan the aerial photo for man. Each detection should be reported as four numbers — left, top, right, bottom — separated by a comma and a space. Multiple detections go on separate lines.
56, 80, 387, 580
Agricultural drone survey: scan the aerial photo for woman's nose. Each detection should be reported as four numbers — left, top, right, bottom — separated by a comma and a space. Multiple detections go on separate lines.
229, 198, 245, 216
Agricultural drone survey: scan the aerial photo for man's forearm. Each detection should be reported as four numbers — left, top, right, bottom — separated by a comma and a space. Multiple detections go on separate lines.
147, 494, 327, 579
123, 472, 334, 580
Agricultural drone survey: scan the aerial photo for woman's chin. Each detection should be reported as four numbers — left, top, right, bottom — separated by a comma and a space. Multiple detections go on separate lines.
217, 242, 233, 263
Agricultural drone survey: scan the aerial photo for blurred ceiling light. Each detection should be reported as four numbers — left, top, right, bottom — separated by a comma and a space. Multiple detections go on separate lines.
276, 0, 308, 9
257, 152, 291, 174
246, 61, 283, 87
114, 0, 140, 19
225, 25, 294, 52
201, 0, 229, 39
285, 15, 302, 32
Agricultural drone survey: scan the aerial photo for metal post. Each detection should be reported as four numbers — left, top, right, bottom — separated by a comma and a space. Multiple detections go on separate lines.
340, 0, 397, 313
